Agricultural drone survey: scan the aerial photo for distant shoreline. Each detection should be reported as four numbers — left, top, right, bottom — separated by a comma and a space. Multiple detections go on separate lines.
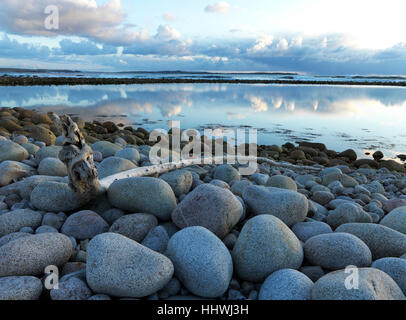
1, 75, 406, 87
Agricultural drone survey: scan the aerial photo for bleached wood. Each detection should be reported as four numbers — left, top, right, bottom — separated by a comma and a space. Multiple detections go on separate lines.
99, 155, 321, 191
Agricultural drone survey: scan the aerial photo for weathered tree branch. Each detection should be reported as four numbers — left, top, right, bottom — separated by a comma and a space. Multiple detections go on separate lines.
58, 115, 102, 201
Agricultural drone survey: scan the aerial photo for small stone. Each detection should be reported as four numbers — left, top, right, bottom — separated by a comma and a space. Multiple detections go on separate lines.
141, 226, 169, 253
38, 157, 67, 177
34, 146, 62, 164
259, 269, 313, 300
299, 266, 325, 282
97, 157, 137, 179
230, 180, 253, 197
91, 141, 122, 158
312, 191, 334, 205
160, 170, 193, 196
326, 202, 372, 229
110, 213, 158, 242
35, 225, 58, 234
373, 151, 384, 161
0, 140, 29, 162
213, 164, 240, 184
88, 294, 111, 300
42, 212, 66, 230
61, 210, 109, 240
0, 209, 42, 237
0, 276, 43, 300
98, 208, 124, 225
115, 147, 140, 164
50, 277, 92, 300
267, 175, 297, 191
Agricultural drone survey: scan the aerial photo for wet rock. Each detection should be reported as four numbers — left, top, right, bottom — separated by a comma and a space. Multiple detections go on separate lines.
86, 232, 173, 298
243, 186, 308, 226
0, 140, 29, 162
110, 213, 158, 242
107, 177, 177, 221
259, 269, 313, 300
166, 226, 233, 298
312, 268, 405, 300
172, 184, 243, 239
232, 215, 303, 282
61, 210, 109, 240
0, 233, 73, 276
304, 232, 372, 270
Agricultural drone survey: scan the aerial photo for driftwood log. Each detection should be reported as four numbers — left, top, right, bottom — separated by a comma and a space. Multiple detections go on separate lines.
58, 114, 322, 200
58, 115, 102, 202
0, 115, 322, 204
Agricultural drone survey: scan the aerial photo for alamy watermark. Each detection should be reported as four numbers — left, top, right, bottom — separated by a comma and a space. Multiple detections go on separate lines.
44, 265, 59, 290
344, 265, 359, 290
149, 121, 258, 176
44, 5, 59, 30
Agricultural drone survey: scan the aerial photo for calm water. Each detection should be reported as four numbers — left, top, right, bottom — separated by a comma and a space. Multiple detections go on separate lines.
1, 83, 406, 159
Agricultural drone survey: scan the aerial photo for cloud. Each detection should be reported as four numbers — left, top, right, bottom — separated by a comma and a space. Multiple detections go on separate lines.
247, 35, 274, 54
0, 0, 146, 46
56, 39, 117, 56
163, 13, 177, 22
155, 25, 181, 41
205, 2, 231, 14
0, 34, 51, 58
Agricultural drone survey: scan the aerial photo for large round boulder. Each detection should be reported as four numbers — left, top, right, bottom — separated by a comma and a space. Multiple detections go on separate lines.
242, 185, 308, 226
0, 140, 29, 162
97, 157, 137, 179
232, 215, 303, 282
0, 276, 43, 300
30, 182, 88, 213
213, 164, 240, 184
61, 210, 109, 240
312, 268, 405, 300
336, 223, 406, 259
86, 232, 173, 298
159, 170, 193, 197
107, 177, 177, 221
109, 213, 158, 242
0, 233, 73, 276
165, 226, 233, 298
91, 141, 122, 158
259, 269, 314, 300
304, 233, 372, 270
0, 209, 43, 237
380, 206, 406, 234
371, 258, 406, 295
171, 184, 243, 239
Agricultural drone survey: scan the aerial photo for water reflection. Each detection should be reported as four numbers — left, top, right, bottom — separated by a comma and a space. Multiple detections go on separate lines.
1, 84, 406, 158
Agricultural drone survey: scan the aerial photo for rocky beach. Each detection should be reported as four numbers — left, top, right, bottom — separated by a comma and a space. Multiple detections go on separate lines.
1, 106, 406, 300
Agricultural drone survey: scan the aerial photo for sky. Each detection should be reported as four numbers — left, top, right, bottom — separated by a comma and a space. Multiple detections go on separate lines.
1, 0, 406, 74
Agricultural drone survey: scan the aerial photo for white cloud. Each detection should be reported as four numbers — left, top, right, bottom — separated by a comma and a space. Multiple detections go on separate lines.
163, 13, 177, 22
247, 35, 274, 54
205, 2, 231, 14
155, 25, 181, 41
0, 0, 145, 46
277, 38, 289, 51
